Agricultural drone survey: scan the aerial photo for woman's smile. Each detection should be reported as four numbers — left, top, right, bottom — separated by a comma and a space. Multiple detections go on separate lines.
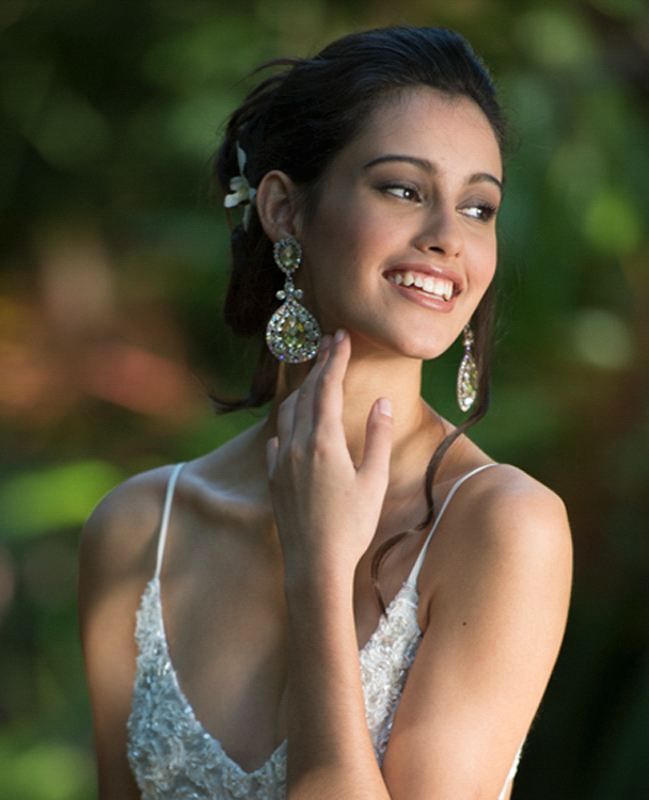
296, 86, 503, 359
386, 271, 456, 302
383, 263, 463, 312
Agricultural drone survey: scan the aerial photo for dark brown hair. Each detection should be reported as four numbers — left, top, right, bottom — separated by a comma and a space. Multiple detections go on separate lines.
212, 26, 507, 610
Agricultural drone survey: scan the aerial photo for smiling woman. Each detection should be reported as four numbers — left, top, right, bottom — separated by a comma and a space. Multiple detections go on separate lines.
78, 26, 572, 800
282, 89, 502, 362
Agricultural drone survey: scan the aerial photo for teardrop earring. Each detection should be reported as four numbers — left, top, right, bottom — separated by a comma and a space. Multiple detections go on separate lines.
265, 237, 322, 363
457, 324, 478, 412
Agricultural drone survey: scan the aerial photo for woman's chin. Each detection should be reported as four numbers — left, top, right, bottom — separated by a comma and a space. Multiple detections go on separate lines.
390, 332, 457, 362
342, 323, 458, 362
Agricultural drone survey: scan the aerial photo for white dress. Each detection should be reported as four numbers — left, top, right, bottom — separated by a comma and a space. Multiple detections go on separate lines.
127, 462, 523, 799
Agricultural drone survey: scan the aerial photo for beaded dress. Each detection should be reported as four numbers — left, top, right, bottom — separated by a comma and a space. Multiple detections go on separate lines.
127, 463, 522, 799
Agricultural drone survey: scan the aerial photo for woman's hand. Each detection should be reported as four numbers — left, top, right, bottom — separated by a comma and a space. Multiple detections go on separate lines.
266, 329, 394, 587
267, 329, 395, 798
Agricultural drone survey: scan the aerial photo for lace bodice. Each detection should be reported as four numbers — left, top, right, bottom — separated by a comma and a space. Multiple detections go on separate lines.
127, 462, 521, 799
128, 573, 422, 799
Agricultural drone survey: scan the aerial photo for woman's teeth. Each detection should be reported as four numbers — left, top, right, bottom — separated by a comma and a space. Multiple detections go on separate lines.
387, 271, 454, 301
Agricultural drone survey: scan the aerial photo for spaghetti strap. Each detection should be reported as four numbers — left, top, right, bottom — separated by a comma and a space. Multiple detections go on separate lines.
154, 462, 185, 580
406, 463, 498, 588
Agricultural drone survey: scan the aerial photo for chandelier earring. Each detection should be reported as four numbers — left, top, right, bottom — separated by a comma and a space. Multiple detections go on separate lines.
265, 237, 322, 363
456, 324, 478, 412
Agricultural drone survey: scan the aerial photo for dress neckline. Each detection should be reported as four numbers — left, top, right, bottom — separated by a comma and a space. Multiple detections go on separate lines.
141, 459, 498, 778
144, 573, 421, 778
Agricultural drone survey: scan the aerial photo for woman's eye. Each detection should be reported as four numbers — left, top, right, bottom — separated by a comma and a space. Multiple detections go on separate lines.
382, 184, 422, 202
460, 203, 497, 222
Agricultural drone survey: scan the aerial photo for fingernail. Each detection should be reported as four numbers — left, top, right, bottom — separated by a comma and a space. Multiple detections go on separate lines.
334, 328, 345, 344
319, 334, 332, 351
378, 398, 393, 418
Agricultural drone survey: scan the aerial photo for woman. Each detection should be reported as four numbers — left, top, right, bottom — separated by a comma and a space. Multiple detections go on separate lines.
79, 27, 572, 800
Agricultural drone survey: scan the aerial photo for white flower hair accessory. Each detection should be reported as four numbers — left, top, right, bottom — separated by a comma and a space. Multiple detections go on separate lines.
224, 142, 257, 230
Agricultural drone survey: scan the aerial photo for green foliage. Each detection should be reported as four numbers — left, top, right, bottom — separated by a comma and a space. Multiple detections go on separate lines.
0, 737, 94, 800
0, 461, 124, 539
1, 1, 648, 798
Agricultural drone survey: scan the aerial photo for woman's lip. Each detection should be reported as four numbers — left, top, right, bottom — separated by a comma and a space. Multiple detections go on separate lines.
385, 277, 458, 312
384, 263, 463, 294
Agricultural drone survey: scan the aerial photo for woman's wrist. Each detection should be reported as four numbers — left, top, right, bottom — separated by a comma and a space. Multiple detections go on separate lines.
282, 545, 358, 606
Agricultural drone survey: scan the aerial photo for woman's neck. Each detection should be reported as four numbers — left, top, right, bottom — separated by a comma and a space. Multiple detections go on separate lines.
265, 346, 449, 500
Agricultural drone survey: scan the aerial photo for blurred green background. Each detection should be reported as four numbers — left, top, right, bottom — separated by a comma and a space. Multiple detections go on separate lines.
1, 0, 648, 797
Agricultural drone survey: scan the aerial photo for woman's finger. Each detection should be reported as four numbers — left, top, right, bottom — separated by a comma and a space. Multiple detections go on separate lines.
290, 334, 332, 442
276, 390, 299, 457
313, 329, 351, 434
359, 397, 393, 485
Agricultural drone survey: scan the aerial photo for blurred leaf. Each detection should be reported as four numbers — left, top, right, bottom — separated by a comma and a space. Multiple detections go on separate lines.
28, 87, 111, 169
572, 307, 635, 369
516, 8, 596, 67
0, 460, 124, 538
141, 15, 271, 93
0, 738, 94, 800
583, 188, 644, 257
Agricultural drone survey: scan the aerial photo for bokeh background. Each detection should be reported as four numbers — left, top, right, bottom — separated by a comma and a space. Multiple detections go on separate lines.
1, 0, 648, 797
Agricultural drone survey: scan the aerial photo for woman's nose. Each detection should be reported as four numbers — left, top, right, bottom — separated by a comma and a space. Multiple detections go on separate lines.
413, 205, 463, 259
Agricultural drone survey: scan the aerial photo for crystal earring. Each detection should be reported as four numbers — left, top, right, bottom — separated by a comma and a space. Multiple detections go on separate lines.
265, 237, 322, 363
457, 325, 478, 412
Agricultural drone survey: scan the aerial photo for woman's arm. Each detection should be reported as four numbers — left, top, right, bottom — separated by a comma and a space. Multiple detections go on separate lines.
382, 469, 571, 798
267, 331, 571, 799
267, 330, 394, 798
78, 475, 165, 800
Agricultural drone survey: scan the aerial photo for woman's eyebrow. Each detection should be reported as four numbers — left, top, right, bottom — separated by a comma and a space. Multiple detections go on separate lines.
363, 155, 503, 196
363, 154, 433, 172
468, 172, 503, 196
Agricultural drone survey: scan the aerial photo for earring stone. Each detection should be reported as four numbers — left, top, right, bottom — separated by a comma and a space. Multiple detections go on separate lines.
265, 237, 322, 363
457, 324, 478, 412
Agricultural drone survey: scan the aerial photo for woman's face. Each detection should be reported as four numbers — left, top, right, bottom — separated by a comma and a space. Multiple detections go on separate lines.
295, 87, 503, 361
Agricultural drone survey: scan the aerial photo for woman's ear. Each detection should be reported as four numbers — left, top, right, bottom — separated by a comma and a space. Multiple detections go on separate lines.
256, 170, 302, 242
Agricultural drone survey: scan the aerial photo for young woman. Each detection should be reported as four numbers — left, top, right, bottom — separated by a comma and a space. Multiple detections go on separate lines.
79, 27, 572, 800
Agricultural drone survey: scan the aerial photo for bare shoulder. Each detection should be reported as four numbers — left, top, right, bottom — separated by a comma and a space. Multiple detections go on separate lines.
79, 464, 176, 595
425, 455, 572, 596
79, 417, 271, 606
469, 463, 571, 555
434, 461, 573, 603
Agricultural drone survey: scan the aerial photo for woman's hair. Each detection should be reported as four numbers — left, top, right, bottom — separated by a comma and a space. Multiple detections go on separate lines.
213, 26, 507, 611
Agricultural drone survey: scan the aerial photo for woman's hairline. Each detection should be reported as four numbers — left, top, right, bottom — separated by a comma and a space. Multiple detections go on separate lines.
285, 84, 507, 225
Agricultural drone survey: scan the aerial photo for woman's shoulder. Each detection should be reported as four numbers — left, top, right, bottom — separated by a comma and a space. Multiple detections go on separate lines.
462, 460, 566, 512
79, 464, 180, 588
80, 421, 272, 586
434, 433, 571, 567
419, 451, 572, 639
470, 462, 568, 537
440, 456, 572, 581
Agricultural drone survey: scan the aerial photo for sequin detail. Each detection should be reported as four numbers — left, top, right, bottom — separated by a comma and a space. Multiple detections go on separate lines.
127, 577, 423, 799
360, 580, 422, 763
127, 578, 288, 799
